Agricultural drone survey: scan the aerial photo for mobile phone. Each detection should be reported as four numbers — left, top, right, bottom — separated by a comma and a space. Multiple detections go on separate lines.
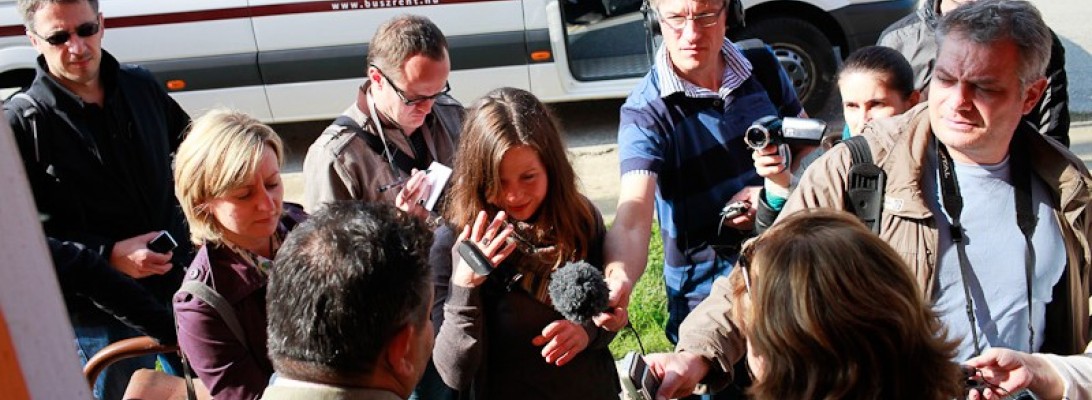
147, 230, 178, 254
619, 351, 660, 400
721, 200, 751, 220
457, 240, 493, 276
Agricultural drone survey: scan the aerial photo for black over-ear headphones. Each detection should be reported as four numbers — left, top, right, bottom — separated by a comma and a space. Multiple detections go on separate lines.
642, 0, 744, 36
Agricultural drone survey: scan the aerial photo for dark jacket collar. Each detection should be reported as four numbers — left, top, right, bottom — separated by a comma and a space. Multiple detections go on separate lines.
31, 49, 122, 110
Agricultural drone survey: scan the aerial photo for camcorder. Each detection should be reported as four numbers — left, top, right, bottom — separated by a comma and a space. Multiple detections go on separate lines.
743, 115, 828, 150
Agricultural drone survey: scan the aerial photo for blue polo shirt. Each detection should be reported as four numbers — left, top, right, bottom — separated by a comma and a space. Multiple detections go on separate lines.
618, 39, 802, 340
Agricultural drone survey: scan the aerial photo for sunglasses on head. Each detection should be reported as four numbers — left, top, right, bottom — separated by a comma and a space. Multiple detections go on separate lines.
34, 22, 100, 46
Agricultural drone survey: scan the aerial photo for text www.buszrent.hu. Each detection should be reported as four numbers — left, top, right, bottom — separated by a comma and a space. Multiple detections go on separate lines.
331, 0, 441, 10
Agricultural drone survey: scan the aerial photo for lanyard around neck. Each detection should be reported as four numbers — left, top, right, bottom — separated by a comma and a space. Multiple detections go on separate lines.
366, 90, 402, 178
934, 134, 1037, 356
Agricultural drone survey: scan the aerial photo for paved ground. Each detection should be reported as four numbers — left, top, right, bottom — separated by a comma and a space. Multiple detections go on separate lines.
282, 120, 1092, 223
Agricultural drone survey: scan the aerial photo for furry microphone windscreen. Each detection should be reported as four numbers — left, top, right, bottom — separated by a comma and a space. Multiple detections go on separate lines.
548, 261, 610, 323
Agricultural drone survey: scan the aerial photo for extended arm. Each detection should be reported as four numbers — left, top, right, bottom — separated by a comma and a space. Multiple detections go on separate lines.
595, 173, 657, 331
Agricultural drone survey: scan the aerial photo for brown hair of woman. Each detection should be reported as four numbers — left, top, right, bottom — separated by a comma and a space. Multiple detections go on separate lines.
444, 87, 597, 268
729, 209, 962, 400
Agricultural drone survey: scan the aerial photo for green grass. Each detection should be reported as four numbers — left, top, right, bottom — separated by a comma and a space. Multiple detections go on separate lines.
608, 223, 674, 358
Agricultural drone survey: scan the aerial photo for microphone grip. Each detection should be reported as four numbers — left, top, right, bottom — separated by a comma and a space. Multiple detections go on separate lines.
457, 240, 493, 276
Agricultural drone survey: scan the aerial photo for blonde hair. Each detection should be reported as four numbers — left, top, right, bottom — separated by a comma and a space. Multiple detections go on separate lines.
174, 109, 284, 246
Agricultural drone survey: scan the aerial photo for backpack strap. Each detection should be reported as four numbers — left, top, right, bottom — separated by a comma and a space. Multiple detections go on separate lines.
332, 115, 417, 174
738, 39, 787, 117
5, 92, 43, 163
177, 280, 248, 350
843, 136, 886, 234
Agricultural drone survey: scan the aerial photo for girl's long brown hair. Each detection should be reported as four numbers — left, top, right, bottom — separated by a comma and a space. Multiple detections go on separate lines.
444, 87, 596, 268
731, 210, 962, 400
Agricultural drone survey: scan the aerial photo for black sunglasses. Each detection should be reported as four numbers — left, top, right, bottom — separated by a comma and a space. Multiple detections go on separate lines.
370, 64, 451, 106
34, 22, 100, 46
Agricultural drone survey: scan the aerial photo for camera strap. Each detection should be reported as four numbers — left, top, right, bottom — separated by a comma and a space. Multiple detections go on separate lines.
935, 134, 1036, 357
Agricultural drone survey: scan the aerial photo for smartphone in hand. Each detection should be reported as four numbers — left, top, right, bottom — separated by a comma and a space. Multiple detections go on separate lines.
147, 230, 178, 254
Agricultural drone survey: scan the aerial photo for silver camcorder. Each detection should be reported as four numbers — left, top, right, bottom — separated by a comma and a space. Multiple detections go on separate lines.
743, 115, 828, 150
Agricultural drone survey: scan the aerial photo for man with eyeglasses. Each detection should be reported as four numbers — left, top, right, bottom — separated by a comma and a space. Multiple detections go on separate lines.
598, 1, 802, 396
301, 14, 462, 400
302, 14, 463, 220
3, 0, 192, 399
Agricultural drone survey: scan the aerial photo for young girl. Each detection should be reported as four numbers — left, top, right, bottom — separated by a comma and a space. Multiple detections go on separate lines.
432, 87, 619, 399
172, 109, 306, 400
753, 46, 919, 229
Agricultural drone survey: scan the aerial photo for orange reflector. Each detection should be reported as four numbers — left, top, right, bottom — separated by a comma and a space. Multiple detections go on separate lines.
530, 51, 551, 62
166, 80, 186, 91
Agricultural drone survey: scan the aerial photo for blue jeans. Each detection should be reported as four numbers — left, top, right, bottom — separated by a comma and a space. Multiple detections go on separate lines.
663, 255, 734, 344
73, 318, 158, 400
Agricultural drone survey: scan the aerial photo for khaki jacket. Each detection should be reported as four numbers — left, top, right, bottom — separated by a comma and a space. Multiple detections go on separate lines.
677, 104, 1091, 388
302, 81, 463, 212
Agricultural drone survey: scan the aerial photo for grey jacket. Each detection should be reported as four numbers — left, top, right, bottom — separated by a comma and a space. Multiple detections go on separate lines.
877, 0, 1070, 146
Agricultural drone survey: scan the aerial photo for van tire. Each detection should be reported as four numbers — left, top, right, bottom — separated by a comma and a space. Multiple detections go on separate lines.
734, 17, 835, 115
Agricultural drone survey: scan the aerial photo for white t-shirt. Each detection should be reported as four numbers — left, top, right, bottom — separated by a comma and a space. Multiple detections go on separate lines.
925, 150, 1066, 361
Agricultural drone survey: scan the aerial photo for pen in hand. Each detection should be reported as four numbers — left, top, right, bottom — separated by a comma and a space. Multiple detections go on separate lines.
377, 169, 431, 193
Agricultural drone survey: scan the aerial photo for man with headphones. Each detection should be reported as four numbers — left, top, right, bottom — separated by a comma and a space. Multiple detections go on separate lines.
598, 0, 803, 397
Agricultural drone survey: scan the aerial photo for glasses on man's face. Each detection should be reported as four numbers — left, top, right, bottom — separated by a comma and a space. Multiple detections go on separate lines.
33, 22, 100, 46
657, 3, 726, 31
370, 64, 451, 106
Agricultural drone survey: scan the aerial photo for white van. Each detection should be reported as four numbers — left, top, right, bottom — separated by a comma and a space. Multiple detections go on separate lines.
0, 0, 914, 122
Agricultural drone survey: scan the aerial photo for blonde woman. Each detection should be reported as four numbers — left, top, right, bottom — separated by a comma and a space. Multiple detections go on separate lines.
172, 109, 306, 400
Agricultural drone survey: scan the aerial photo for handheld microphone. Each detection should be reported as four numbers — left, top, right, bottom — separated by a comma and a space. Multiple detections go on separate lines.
548, 261, 610, 324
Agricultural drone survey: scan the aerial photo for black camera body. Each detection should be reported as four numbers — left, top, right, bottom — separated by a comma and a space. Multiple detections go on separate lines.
619, 351, 660, 400
743, 115, 828, 150
147, 230, 177, 254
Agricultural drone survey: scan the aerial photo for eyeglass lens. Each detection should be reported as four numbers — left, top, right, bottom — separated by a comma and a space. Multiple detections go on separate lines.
371, 64, 450, 106
41, 22, 99, 46
660, 4, 724, 29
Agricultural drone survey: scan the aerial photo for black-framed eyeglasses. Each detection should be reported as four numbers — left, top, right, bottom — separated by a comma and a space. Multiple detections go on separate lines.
370, 64, 451, 106
656, 3, 726, 31
33, 22, 100, 46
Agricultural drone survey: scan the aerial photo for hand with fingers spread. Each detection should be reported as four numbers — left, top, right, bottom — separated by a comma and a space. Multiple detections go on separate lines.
394, 168, 433, 219
110, 231, 174, 279
451, 210, 519, 288
532, 320, 590, 366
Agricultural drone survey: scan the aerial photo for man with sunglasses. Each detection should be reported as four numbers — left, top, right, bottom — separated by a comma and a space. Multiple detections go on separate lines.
600, 1, 802, 396
302, 14, 463, 220
4, 0, 192, 399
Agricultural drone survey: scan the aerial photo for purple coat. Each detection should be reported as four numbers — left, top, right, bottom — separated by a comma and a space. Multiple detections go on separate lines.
173, 204, 306, 400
